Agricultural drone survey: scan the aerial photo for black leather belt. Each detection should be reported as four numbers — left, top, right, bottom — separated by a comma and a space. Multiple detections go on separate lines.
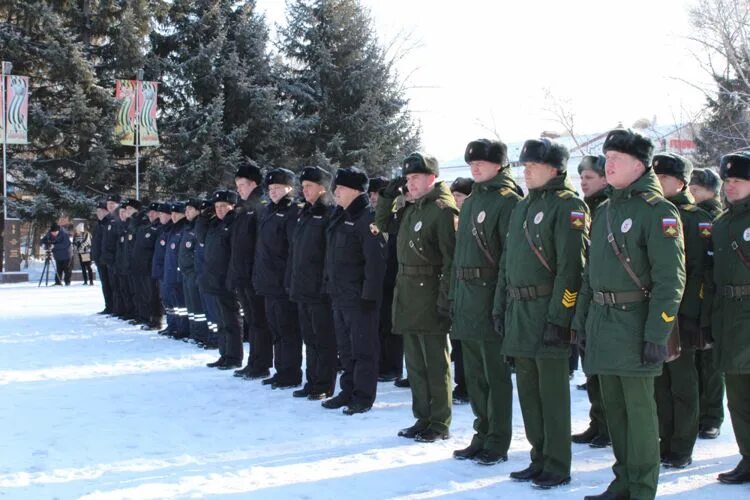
592, 289, 650, 305
399, 264, 439, 276
507, 283, 554, 301
455, 267, 495, 281
720, 284, 750, 299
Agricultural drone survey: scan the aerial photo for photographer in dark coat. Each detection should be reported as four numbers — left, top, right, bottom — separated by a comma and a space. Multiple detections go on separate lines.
252, 168, 303, 389
230, 162, 273, 380
287, 166, 337, 399
201, 190, 243, 369
322, 167, 387, 415
41, 223, 73, 286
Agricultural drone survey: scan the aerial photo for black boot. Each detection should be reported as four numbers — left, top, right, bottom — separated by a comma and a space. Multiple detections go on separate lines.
699, 426, 720, 439
245, 368, 271, 380
398, 422, 428, 439
473, 449, 508, 465
414, 429, 449, 443
532, 472, 571, 489
572, 426, 598, 444
394, 377, 410, 388
510, 464, 543, 482
584, 491, 629, 500
453, 442, 483, 461
322, 393, 349, 409
343, 402, 371, 415
718, 458, 750, 484
206, 357, 225, 368
589, 434, 611, 448
217, 359, 242, 370
664, 454, 692, 469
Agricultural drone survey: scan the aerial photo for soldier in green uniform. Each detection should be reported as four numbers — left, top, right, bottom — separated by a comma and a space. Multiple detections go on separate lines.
574, 129, 686, 500
709, 151, 750, 485
652, 153, 713, 469
689, 167, 725, 440
494, 138, 588, 489
380, 152, 458, 443
450, 139, 521, 465
572, 154, 611, 449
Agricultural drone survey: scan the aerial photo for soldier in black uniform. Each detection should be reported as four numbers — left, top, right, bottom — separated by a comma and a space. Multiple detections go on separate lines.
132, 203, 162, 330
288, 166, 337, 399
152, 204, 173, 335
114, 199, 141, 319
125, 202, 150, 325
194, 200, 220, 348
100, 194, 123, 316
202, 190, 243, 369
179, 199, 210, 345
230, 162, 273, 380
163, 202, 190, 339
253, 168, 303, 389
92, 200, 111, 313
322, 167, 387, 415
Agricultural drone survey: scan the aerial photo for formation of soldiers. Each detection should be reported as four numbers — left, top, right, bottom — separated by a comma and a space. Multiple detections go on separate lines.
88, 128, 750, 500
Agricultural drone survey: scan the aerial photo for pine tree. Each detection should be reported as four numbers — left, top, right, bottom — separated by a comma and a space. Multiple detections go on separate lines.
278, 0, 421, 175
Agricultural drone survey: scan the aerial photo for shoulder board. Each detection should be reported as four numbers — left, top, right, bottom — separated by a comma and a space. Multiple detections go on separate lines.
639, 192, 661, 206
679, 204, 698, 212
557, 191, 574, 199
297, 202, 305, 208
261, 200, 269, 205
498, 187, 515, 197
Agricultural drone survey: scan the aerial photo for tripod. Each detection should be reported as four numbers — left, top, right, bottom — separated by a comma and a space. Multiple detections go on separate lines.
38, 252, 58, 287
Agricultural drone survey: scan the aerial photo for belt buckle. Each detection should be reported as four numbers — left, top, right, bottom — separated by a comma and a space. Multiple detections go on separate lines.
593, 291, 604, 304
509, 288, 520, 300
723, 285, 735, 298
527, 286, 537, 300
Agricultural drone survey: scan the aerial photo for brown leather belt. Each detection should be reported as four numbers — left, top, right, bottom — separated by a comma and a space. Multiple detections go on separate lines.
399, 264, 439, 276
592, 290, 650, 305
507, 283, 554, 301
455, 267, 495, 281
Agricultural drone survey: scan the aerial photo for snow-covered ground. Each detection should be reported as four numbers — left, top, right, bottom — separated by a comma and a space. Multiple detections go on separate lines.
0, 283, 744, 499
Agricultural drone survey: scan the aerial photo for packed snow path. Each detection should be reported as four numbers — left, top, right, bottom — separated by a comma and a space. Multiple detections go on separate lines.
0, 283, 742, 499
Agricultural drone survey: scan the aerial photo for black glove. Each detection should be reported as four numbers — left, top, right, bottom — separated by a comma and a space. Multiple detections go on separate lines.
493, 315, 504, 339
542, 322, 570, 348
382, 177, 406, 198
641, 341, 668, 364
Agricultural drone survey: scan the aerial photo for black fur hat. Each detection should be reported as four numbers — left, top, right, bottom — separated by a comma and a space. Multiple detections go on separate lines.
519, 138, 570, 171
97, 201, 108, 210
690, 168, 722, 193
465, 139, 508, 165
147, 202, 160, 212
105, 193, 121, 203
120, 198, 142, 210
170, 202, 186, 214
719, 151, 750, 181
450, 177, 474, 196
577, 155, 606, 176
299, 166, 332, 186
157, 203, 172, 214
652, 153, 693, 185
602, 128, 654, 168
368, 176, 389, 193
211, 189, 239, 205
264, 168, 295, 187
402, 152, 439, 176
235, 161, 263, 185
334, 167, 369, 192
186, 198, 204, 210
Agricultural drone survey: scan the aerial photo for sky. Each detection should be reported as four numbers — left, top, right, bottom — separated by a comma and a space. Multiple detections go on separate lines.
256, 0, 714, 162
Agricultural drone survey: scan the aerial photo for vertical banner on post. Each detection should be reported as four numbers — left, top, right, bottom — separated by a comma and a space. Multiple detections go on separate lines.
115, 79, 136, 146
5, 75, 28, 145
138, 81, 159, 146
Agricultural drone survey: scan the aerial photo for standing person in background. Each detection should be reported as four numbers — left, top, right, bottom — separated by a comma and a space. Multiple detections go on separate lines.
41, 223, 73, 286
689, 167, 725, 440
73, 223, 94, 285
99, 194, 122, 312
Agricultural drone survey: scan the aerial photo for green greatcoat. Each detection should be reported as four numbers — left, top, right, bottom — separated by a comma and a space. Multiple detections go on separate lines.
710, 194, 750, 461
451, 169, 521, 340
655, 190, 712, 459
495, 173, 589, 358
572, 169, 686, 500
449, 168, 521, 455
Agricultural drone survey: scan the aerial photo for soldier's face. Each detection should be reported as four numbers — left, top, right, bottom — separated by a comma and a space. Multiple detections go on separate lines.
579, 169, 608, 197
724, 178, 750, 203
605, 151, 646, 189
158, 212, 171, 224
452, 191, 468, 209
302, 180, 325, 205
214, 202, 233, 220
656, 174, 685, 197
106, 201, 119, 213
235, 178, 257, 201
185, 206, 199, 221
147, 210, 158, 222
689, 184, 714, 203
523, 162, 558, 189
334, 185, 360, 209
171, 212, 185, 223
369, 191, 379, 208
406, 173, 436, 200
96, 208, 107, 220
268, 184, 292, 204
125, 206, 137, 218
470, 160, 500, 183
119, 209, 128, 221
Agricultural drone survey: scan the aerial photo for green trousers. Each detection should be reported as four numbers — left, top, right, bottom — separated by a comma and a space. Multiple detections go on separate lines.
587, 374, 609, 438
461, 339, 513, 454
515, 357, 571, 477
655, 349, 699, 458
600, 375, 660, 500
403, 334, 452, 433
726, 373, 750, 459
696, 348, 725, 428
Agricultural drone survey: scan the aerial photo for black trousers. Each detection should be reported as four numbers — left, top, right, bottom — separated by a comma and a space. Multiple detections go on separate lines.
133, 274, 158, 325
78, 257, 94, 283
333, 304, 380, 407
451, 339, 466, 391
379, 284, 403, 378
163, 281, 189, 337
235, 286, 273, 371
108, 267, 123, 315
97, 263, 114, 312
117, 273, 135, 318
183, 273, 209, 343
298, 301, 337, 395
54, 258, 72, 285
265, 296, 302, 385
211, 292, 243, 363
